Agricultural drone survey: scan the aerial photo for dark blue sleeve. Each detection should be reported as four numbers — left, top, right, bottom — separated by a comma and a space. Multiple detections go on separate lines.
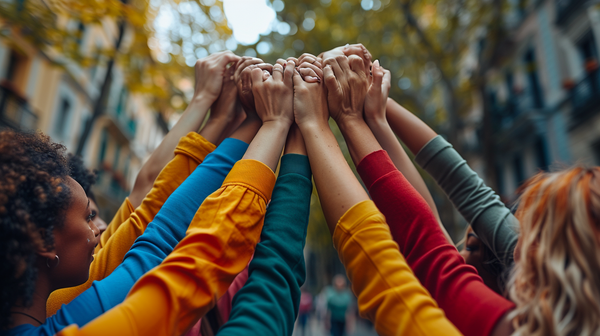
217, 154, 313, 336
15, 138, 248, 336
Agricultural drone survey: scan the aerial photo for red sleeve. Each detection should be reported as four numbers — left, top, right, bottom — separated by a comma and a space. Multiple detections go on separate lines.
357, 150, 514, 336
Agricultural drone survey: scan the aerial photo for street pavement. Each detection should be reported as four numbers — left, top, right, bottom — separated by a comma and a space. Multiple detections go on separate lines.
292, 316, 377, 336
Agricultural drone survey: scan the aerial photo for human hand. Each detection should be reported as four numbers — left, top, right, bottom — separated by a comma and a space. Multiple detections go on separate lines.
292, 63, 329, 127
321, 43, 371, 70
193, 51, 240, 103
298, 53, 323, 68
323, 55, 369, 125
364, 60, 391, 123
209, 65, 238, 123
251, 60, 296, 126
235, 58, 273, 115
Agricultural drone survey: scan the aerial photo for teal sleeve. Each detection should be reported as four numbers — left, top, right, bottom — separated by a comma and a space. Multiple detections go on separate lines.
415, 135, 519, 269
217, 154, 313, 336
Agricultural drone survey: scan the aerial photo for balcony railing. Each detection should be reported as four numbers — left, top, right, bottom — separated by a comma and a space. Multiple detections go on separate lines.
556, 0, 589, 25
568, 69, 600, 126
0, 85, 37, 130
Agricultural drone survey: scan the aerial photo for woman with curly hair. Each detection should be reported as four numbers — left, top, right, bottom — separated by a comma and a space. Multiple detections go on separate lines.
0, 131, 100, 330
506, 167, 600, 335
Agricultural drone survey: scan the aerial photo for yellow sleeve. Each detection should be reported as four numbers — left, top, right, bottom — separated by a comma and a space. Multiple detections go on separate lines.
332, 200, 462, 336
57, 160, 276, 336
47, 132, 215, 317
94, 197, 135, 254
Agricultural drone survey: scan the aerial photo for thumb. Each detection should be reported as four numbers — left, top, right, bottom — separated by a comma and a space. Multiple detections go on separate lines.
293, 68, 304, 87
371, 60, 383, 93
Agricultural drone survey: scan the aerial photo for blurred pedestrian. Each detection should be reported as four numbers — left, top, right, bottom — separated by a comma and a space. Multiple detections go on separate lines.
297, 287, 313, 336
326, 275, 352, 336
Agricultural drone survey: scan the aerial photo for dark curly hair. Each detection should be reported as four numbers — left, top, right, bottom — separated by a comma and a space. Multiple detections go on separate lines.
67, 153, 97, 203
0, 130, 71, 330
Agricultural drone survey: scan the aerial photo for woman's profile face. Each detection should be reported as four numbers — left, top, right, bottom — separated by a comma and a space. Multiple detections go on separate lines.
50, 177, 100, 288
459, 227, 501, 294
89, 199, 107, 237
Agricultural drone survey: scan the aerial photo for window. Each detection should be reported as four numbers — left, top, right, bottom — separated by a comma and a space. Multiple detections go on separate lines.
5, 50, 28, 90
75, 22, 86, 46
524, 49, 544, 109
112, 144, 121, 171
513, 154, 525, 188
98, 128, 108, 165
577, 31, 598, 64
534, 136, 549, 171
593, 139, 600, 165
53, 97, 71, 140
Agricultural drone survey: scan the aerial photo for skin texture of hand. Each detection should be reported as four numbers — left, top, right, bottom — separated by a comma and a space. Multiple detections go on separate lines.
292, 66, 329, 127
323, 55, 369, 125
320, 44, 372, 70
364, 60, 391, 122
234, 57, 266, 114
251, 61, 296, 126
193, 51, 240, 103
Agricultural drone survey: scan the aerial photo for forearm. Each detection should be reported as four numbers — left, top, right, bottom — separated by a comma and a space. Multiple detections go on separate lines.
218, 154, 312, 336
57, 160, 276, 336
415, 135, 518, 267
333, 201, 461, 336
385, 98, 437, 156
299, 121, 369, 231
366, 117, 449, 242
129, 97, 213, 208
242, 120, 290, 172
357, 150, 514, 336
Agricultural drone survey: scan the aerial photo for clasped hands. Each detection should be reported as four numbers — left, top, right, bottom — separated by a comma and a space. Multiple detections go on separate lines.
191, 44, 392, 134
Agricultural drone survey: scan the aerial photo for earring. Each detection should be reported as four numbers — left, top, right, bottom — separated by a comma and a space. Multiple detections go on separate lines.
46, 255, 60, 269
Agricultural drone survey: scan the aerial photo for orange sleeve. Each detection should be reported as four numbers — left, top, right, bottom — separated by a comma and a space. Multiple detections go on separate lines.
333, 201, 462, 336
94, 197, 135, 254
57, 160, 275, 336
47, 132, 215, 317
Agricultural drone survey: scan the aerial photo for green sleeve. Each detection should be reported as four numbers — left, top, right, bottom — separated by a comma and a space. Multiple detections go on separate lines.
217, 154, 313, 336
415, 135, 518, 269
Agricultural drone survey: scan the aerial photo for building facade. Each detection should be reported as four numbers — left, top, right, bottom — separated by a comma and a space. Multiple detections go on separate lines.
478, 0, 600, 203
0, 12, 168, 220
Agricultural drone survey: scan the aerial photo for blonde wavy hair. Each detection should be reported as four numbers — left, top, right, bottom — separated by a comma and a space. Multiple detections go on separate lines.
507, 166, 600, 336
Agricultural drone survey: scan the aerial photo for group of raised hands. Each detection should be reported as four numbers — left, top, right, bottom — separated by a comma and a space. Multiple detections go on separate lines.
192, 43, 391, 158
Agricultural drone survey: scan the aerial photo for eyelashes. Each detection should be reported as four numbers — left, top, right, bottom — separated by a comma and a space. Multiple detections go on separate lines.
87, 210, 97, 223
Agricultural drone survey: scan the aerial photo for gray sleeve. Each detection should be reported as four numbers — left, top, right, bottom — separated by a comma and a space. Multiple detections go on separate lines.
415, 135, 518, 269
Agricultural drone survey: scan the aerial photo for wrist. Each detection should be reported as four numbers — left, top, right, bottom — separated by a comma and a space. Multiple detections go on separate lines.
336, 115, 368, 133
191, 92, 218, 107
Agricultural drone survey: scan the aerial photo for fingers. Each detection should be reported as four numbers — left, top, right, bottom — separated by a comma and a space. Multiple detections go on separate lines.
348, 55, 366, 76
324, 57, 344, 80
215, 51, 241, 69
284, 60, 295, 86
251, 67, 264, 85
286, 57, 298, 65
273, 63, 284, 81
235, 57, 263, 82
382, 68, 392, 91
343, 43, 372, 68
276, 58, 286, 67
299, 68, 321, 83
241, 67, 253, 93
263, 69, 271, 81
298, 62, 324, 79
370, 60, 383, 94
323, 64, 337, 91
292, 68, 305, 86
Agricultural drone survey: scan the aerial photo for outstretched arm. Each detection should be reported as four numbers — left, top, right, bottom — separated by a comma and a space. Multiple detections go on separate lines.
217, 125, 312, 336
386, 98, 518, 268
293, 55, 460, 336
363, 61, 450, 243
128, 51, 241, 208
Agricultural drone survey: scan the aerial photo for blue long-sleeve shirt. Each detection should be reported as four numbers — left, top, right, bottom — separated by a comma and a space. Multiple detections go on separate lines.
4, 138, 248, 336
217, 154, 313, 336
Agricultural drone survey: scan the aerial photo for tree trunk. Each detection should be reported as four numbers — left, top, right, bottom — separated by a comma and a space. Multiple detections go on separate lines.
75, 19, 126, 156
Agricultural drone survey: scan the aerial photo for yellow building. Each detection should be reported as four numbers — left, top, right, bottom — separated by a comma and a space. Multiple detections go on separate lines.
0, 16, 167, 219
